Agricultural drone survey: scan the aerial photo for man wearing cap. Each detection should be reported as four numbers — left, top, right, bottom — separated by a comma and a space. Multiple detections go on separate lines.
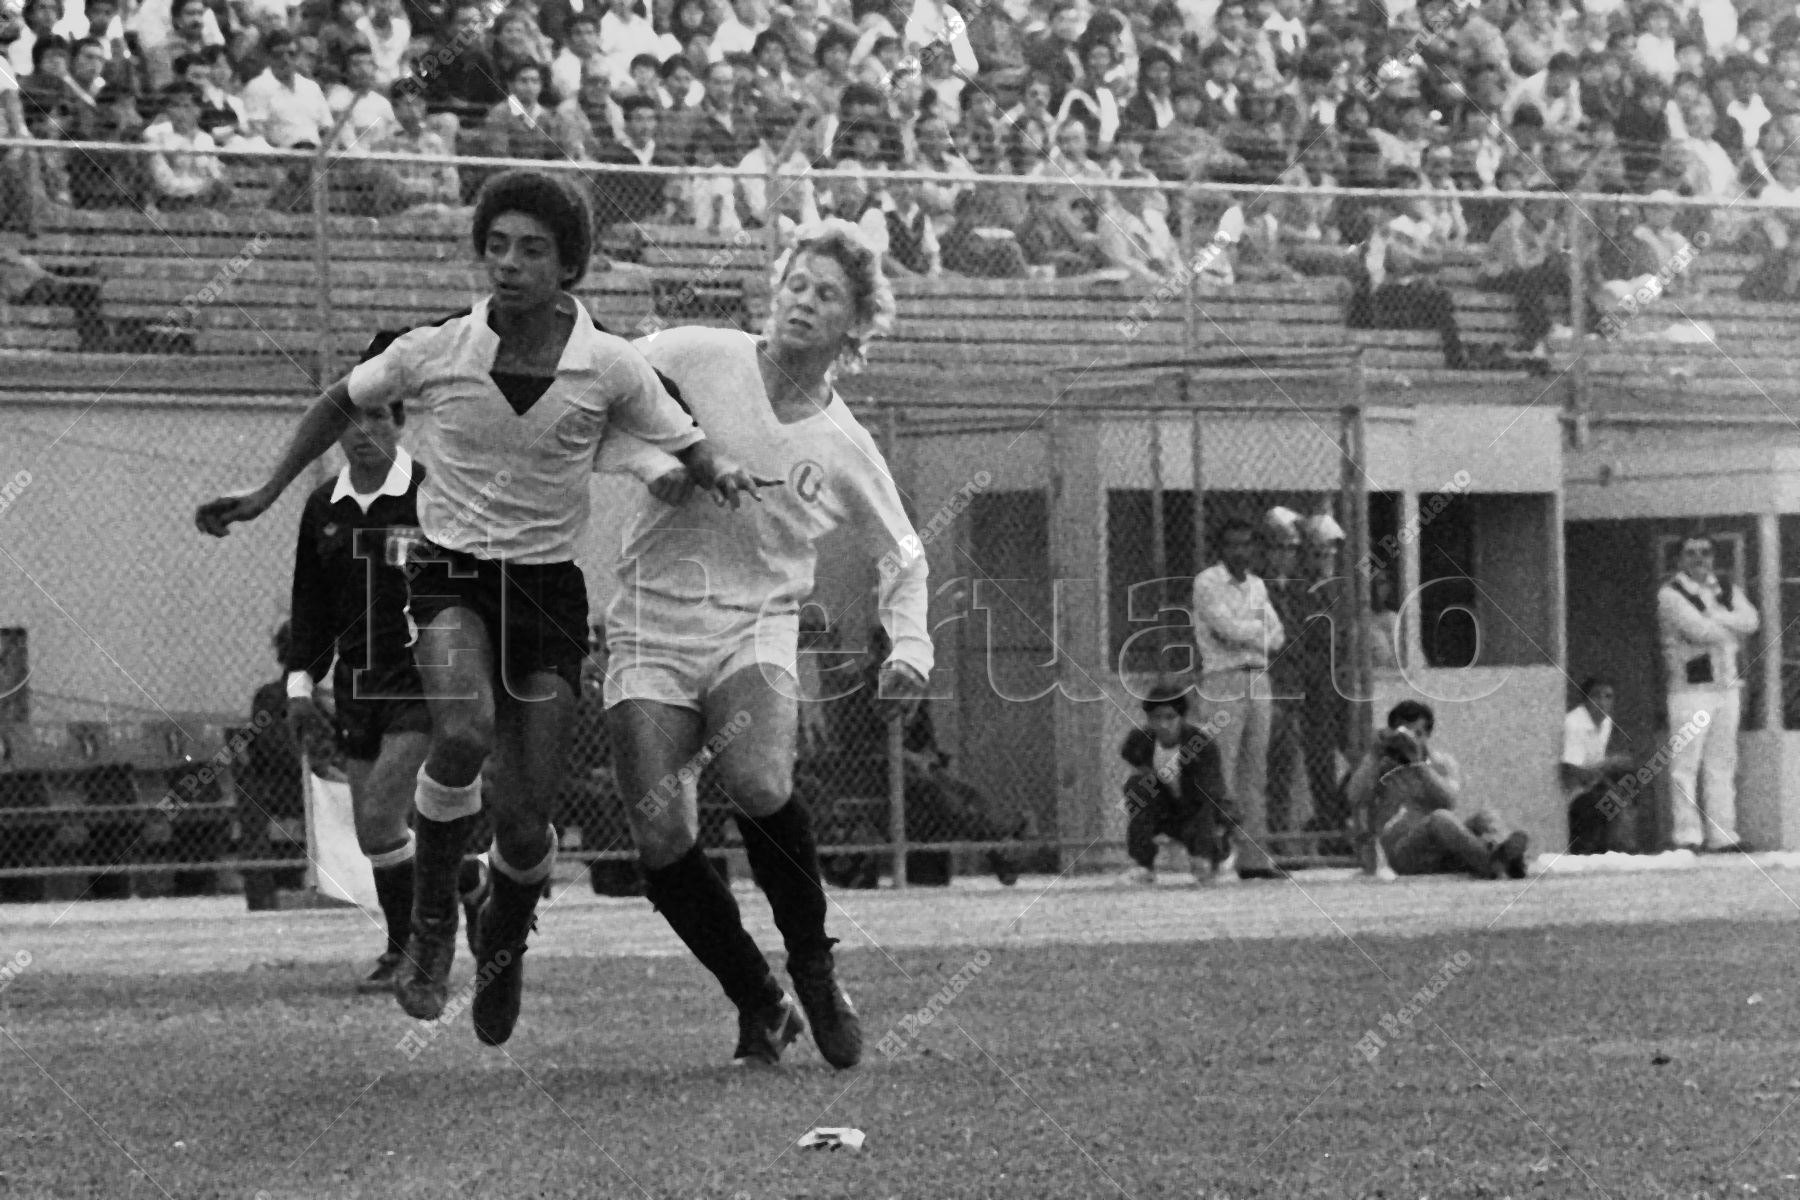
1190, 518, 1284, 878
1658, 534, 1758, 852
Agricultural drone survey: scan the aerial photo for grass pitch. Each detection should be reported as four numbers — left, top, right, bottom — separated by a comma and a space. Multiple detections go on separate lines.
2, 868, 1798, 1199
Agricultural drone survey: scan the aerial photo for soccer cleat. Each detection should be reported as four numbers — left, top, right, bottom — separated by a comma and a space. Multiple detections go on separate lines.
470, 870, 541, 1047
789, 951, 862, 1069
1495, 832, 1530, 880
394, 916, 458, 1021
987, 849, 1019, 887
357, 949, 404, 994
1122, 866, 1155, 885
734, 993, 805, 1067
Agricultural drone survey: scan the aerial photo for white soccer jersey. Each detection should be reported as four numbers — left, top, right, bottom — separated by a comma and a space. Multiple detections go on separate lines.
346, 297, 703, 565
601, 326, 933, 680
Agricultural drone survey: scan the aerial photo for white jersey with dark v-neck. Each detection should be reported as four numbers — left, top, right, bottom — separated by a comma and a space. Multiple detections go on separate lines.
597, 326, 933, 682
346, 296, 703, 565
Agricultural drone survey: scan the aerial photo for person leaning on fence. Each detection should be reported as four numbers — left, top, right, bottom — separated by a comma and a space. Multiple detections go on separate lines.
1350, 700, 1529, 882
1562, 675, 1638, 855
1342, 191, 1470, 371
1121, 685, 1235, 887
1658, 534, 1758, 853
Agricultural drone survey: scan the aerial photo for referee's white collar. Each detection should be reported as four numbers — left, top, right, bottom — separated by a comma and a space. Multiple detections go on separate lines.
468, 294, 607, 371
333, 447, 414, 513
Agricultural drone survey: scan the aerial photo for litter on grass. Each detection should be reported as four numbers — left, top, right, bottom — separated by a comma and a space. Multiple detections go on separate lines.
799, 1128, 866, 1152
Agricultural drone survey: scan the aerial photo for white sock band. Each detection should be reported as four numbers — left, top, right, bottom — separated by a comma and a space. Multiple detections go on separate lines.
491, 832, 556, 887
414, 767, 483, 822
366, 830, 416, 870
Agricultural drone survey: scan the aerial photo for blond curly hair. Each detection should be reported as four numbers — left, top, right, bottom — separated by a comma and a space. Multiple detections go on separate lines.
767, 219, 897, 375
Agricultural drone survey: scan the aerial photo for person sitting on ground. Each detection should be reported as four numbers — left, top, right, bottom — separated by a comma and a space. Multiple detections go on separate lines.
1562, 676, 1638, 854
1121, 684, 1235, 886
1348, 699, 1529, 881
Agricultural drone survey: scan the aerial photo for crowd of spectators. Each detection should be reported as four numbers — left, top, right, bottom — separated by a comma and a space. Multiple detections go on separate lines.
3, 0, 1800, 327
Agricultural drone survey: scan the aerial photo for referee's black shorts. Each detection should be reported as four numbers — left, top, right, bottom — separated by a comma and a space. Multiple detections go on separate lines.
332, 664, 430, 762
404, 541, 589, 699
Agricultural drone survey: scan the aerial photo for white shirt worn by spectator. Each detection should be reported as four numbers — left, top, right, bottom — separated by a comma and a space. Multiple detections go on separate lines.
1658, 571, 1759, 692
326, 86, 397, 152
600, 9, 677, 81
365, 14, 412, 87
1561, 704, 1614, 774
346, 297, 704, 565
1190, 562, 1285, 675
1503, 71, 1583, 131
143, 119, 227, 198
1261, 11, 1306, 59
7, 33, 35, 78
125, 0, 223, 49
1635, 32, 1677, 83
242, 68, 335, 148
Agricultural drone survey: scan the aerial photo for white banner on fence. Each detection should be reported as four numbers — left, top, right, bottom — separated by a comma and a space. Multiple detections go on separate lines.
306, 770, 377, 910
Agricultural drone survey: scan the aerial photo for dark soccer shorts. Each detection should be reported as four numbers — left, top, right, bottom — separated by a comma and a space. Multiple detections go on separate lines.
404, 542, 590, 699
331, 664, 430, 762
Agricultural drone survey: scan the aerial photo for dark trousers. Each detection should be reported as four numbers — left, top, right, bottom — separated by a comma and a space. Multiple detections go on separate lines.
1125, 778, 1228, 869
1481, 259, 1569, 347
1348, 280, 1466, 368
1568, 774, 1636, 854
1267, 697, 1349, 832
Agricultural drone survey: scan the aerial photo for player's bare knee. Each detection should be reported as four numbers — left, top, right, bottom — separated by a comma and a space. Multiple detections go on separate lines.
432, 712, 495, 774
716, 768, 791, 820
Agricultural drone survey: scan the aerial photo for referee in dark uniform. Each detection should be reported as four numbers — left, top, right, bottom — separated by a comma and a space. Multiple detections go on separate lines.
283, 375, 485, 992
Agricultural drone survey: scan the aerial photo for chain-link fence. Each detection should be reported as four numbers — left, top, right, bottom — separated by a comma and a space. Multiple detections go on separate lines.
2, 136, 1797, 892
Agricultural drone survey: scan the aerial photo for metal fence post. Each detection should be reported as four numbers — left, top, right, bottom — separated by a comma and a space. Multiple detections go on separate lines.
1565, 195, 1588, 445
1179, 188, 1196, 359
312, 144, 335, 391
882, 401, 909, 889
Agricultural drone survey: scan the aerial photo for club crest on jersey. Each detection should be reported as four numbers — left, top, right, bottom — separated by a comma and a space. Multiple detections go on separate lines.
790, 460, 826, 503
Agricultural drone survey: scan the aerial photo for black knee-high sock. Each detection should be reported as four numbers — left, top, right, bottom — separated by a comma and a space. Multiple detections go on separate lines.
412, 814, 480, 933
643, 845, 781, 1012
734, 800, 831, 962
371, 861, 415, 955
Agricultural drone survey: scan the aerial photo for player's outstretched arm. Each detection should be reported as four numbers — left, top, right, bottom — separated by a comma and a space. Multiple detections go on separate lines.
195, 380, 358, 537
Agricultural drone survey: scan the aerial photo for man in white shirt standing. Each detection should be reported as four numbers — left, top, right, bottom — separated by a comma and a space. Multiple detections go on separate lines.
1562, 675, 1636, 853
1657, 535, 1759, 852
1190, 518, 1285, 878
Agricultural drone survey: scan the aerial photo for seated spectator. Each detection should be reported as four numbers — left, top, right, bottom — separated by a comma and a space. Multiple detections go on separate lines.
819, 624, 1024, 886
18, 92, 74, 207
1411, 145, 1468, 247
939, 186, 1027, 277
1505, 0, 1572, 78
912, 112, 972, 234
600, 0, 676, 84
1120, 685, 1234, 886
1477, 185, 1570, 357
143, 81, 236, 209
184, 47, 259, 146
1016, 181, 1103, 277
1670, 100, 1746, 242
1563, 676, 1638, 854
803, 26, 853, 114
52, 35, 108, 137
1051, 35, 1121, 153
1504, 51, 1583, 133
420, 3, 506, 123
1615, 74, 1672, 188
963, 0, 1027, 103
1223, 75, 1291, 182
358, 81, 461, 213
1350, 700, 1528, 880
242, 29, 335, 148
684, 120, 744, 231
1344, 193, 1470, 369
479, 59, 586, 160
552, 13, 605, 103
1122, 45, 1177, 134
658, 53, 704, 114
363, 0, 410, 88
1147, 81, 1241, 182
1108, 125, 1173, 255
314, 0, 374, 87
865, 172, 941, 277
1634, 2, 1678, 85
593, 92, 680, 230
1274, 138, 1341, 245
68, 81, 145, 207
144, 0, 212, 91
327, 44, 397, 164
18, 32, 69, 107
492, 7, 557, 101
1335, 93, 1385, 187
